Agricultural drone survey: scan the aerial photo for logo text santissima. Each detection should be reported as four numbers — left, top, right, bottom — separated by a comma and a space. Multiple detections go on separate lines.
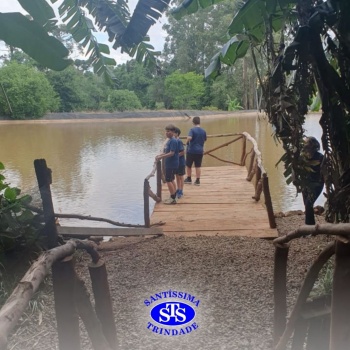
144, 290, 200, 336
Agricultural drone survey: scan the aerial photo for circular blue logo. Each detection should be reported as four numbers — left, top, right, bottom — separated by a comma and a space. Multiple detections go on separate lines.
150, 302, 196, 326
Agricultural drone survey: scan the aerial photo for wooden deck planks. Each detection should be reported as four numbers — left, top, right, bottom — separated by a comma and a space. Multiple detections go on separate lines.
150, 165, 277, 238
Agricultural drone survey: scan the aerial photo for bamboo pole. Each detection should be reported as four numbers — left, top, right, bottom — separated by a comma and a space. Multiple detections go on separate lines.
273, 243, 289, 346
52, 256, 81, 350
275, 242, 335, 350
262, 175, 276, 228
330, 241, 350, 350
89, 260, 116, 349
34, 159, 58, 249
144, 179, 150, 228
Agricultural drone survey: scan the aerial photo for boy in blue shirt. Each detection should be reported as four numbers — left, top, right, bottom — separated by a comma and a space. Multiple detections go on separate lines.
155, 124, 179, 204
184, 116, 207, 186
174, 127, 185, 199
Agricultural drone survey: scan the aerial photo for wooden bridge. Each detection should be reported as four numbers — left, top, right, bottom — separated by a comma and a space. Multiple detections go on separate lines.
151, 165, 277, 238
144, 132, 277, 239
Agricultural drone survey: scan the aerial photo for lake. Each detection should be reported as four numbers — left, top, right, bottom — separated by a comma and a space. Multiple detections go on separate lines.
0, 112, 323, 227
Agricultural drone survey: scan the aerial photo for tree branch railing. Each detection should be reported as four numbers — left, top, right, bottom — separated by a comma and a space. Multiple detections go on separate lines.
272, 224, 350, 350
0, 240, 116, 350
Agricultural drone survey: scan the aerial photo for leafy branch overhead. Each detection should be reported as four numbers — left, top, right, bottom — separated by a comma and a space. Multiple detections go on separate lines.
0, 0, 171, 80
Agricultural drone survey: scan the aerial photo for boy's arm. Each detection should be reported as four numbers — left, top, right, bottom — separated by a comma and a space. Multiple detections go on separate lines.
155, 151, 175, 161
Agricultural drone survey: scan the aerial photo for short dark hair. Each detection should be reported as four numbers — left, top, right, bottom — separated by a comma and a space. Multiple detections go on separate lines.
174, 127, 181, 136
165, 124, 176, 131
192, 116, 200, 125
304, 136, 320, 151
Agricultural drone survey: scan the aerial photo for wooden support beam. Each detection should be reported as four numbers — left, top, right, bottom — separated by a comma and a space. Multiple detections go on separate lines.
273, 243, 289, 346
34, 159, 58, 248
52, 256, 81, 350
89, 260, 116, 349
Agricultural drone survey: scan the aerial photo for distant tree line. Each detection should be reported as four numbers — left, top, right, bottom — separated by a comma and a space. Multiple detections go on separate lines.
0, 0, 253, 120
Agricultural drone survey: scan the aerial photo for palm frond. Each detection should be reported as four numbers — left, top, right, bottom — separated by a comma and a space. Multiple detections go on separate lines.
116, 0, 171, 49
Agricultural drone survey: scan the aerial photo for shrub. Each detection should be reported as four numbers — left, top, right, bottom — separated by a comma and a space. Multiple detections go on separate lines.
0, 162, 43, 257
107, 89, 142, 112
0, 62, 59, 119
202, 106, 219, 111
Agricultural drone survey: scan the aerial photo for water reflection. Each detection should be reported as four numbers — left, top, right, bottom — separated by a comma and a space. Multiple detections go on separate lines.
0, 113, 323, 226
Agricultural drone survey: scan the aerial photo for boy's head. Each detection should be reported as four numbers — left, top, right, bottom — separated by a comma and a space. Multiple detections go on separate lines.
174, 127, 181, 137
192, 116, 200, 125
165, 124, 176, 138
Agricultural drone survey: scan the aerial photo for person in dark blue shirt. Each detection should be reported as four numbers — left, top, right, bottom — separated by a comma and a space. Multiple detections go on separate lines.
301, 136, 324, 225
184, 117, 207, 186
174, 127, 185, 199
155, 124, 179, 204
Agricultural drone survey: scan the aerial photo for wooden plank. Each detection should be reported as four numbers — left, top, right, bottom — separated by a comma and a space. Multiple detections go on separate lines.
57, 226, 163, 237
151, 165, 277, 238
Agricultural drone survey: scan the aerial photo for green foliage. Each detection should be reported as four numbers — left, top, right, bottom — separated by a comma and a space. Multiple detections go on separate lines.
46, 66, 110, 112
107, 90, 142, 112
113, 60, 155, 108
310, 94, 321, 112
164, 71, 205, 109
0, 162, 43, 257
0, 12, 72, 71
227, 95, 243, 111
0, 62, 59, 119
202, 106, 219, 111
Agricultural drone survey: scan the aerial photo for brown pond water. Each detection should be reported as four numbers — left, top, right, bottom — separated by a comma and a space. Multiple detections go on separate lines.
0, 112, 323, 227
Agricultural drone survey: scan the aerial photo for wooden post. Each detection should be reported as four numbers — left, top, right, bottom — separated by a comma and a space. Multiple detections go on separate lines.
330, 241, 350, 350
34, 159, 58, 248
75, 275, 113, 350
291, 317, 308, 350
262, 175, 276, 228
241, 136, 247, 166
273, 243, 289, 346
52, 256, 81, 350
247, 154, 256, 181
156, 160, 162, 200
88, 260, 116, 349
144, 179, 150, 228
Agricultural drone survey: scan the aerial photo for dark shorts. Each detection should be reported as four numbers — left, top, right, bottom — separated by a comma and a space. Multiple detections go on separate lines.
186, 153, 203, 168
175, 165, 186, 176
165, 168, 176, 182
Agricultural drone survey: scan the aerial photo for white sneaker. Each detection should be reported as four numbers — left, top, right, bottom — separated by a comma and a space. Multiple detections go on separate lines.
163, 197, 177, 205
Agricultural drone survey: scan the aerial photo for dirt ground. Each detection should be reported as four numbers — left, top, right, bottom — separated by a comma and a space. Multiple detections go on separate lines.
5, 212, 333, 350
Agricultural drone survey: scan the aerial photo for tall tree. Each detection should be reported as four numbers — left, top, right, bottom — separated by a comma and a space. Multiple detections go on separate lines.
163, 0, 239, 74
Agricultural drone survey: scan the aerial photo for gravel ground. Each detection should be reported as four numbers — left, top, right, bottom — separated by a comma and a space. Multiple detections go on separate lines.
6, 213, 332, 350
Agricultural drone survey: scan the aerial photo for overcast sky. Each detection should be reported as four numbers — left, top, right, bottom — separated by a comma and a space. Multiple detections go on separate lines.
0, 0, 167, 64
